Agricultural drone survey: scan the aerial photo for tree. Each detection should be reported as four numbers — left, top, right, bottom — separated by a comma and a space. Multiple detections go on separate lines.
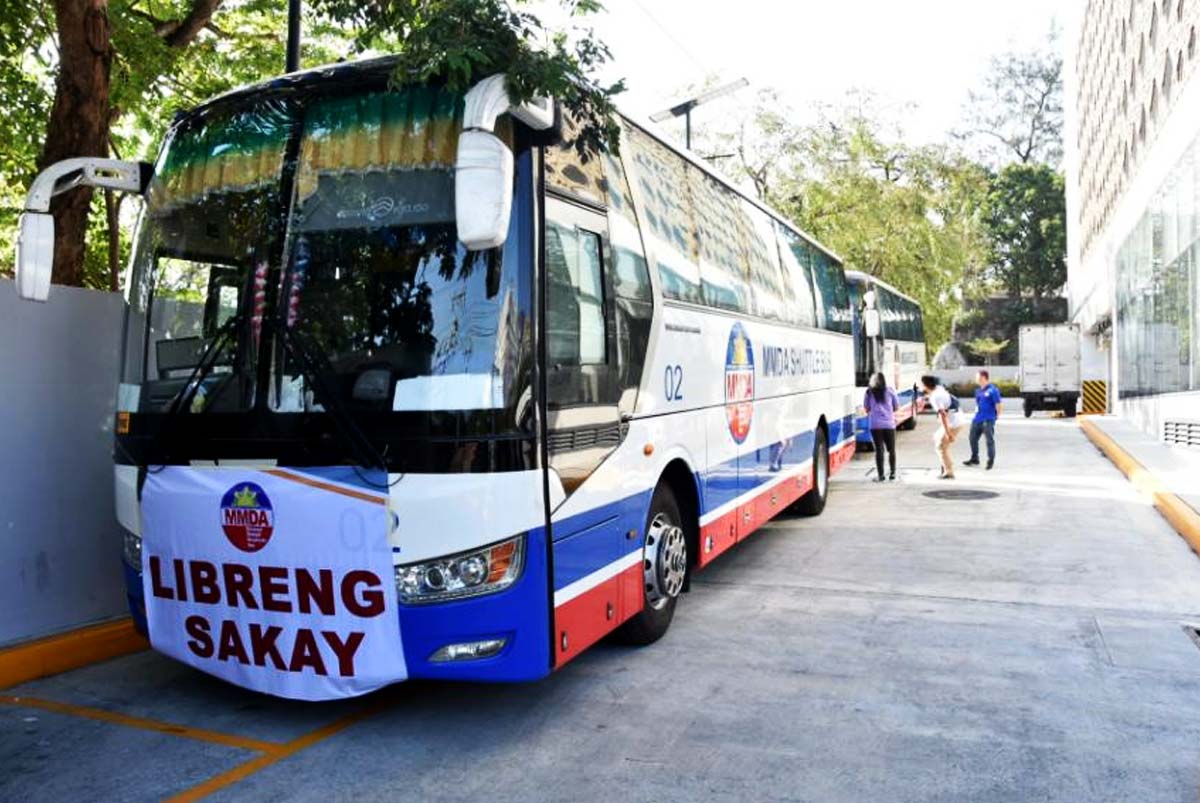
306, 0, 624, 157
4, 0, 622, 289
33, 0, 224, 288
981, 163, 1066, 300
761, 100, 990, 351
965, 336, 1009, 366
956, 32, 1063, 168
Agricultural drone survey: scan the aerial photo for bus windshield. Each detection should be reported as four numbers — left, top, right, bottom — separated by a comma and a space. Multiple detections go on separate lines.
278, 90, 526, 416
122, 85, 532, 429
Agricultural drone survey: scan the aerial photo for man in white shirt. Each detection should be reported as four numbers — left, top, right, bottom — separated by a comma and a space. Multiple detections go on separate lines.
921, 375, 964, 479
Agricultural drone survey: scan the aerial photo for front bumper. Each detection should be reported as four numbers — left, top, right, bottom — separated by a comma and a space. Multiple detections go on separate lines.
123, 526, 552, 685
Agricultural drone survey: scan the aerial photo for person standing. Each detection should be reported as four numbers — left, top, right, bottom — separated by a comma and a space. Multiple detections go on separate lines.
921, 374, 964, 479
863, 372, 899, 482
964, 369, 1003, 470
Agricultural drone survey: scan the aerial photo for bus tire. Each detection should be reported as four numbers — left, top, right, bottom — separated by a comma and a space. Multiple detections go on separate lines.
795, 427, 830, 517
898, 402, 917, 431
616, 484, 687, 646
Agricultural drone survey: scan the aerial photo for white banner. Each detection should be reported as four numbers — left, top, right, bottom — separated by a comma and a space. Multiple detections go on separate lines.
140, 466, 405, 700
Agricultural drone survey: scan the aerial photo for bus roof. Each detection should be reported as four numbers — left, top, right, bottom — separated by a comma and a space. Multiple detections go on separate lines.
180, 55, 843, 266
843, 269, 921, 308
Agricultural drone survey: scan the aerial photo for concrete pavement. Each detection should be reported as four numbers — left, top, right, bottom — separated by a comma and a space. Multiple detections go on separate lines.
4, 410, 1200, 802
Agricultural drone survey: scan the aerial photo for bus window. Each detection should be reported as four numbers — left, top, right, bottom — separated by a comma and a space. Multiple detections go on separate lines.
546, 222, 606, 365
545, 121, 606, 207
625, 126, 702, 304
741, 202, 789, 322
602, 149, 652, 302
689, 168, 752, 313
776, 227, 818, 328
811, 250, 851, 334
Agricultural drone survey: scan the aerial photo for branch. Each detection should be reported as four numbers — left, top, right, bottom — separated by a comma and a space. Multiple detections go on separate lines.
159, 0, 224, 49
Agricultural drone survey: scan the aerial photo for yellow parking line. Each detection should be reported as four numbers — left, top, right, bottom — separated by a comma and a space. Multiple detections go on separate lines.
165, 696, 392, 802
1080, 419, 1200, 558
0, 618, 146, 689
0, 694, 284, 754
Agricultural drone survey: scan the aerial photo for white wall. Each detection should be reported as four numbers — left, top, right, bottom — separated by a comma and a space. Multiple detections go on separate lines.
1120, 391, 1200, 441
937, 365, 1019, 385
0, 279, 129, 645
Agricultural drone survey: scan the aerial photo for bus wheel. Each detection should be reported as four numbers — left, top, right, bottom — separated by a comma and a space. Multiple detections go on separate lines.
794, 427, 829, 517
617, 484, 687, 646
898, 402, 917, 431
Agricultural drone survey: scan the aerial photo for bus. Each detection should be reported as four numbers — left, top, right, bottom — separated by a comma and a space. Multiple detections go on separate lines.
845, 270, 927, 445
14, 57, 856, 701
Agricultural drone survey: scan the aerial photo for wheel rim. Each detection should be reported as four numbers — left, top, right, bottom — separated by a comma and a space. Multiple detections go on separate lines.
644, 512, 687, 610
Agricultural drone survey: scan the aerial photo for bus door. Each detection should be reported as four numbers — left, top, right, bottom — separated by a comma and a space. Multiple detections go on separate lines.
543, 193, 636, 663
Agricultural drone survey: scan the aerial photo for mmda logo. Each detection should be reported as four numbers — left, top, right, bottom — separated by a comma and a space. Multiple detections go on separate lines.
219, 482, 275, 553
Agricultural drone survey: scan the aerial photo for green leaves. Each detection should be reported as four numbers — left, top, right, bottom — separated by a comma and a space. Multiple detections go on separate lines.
765, 107, 990, 352
981, 163, 1066, 300
308, 0, 624, 158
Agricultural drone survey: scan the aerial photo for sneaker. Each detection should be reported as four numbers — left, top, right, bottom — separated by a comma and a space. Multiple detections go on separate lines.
874, 476, 885, 483
986, 460, 994, 470
963, 459, 979, 466
888, 473, 896, 481
939, 473, 955, 480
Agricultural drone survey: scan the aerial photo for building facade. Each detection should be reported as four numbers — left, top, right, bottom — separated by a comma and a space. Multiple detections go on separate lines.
1068, 0, 1200, 442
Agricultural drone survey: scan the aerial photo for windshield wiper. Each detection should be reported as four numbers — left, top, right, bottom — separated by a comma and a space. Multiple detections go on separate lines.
269, 318, 389, 475
166, 312, 244, 417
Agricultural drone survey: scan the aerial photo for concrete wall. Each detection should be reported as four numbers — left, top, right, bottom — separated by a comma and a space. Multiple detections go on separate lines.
1120, 391, 1200, 442
0, 279, 128, 646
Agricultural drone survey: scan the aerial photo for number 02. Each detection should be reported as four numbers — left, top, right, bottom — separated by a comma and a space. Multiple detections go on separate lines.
664, 364, 684, 401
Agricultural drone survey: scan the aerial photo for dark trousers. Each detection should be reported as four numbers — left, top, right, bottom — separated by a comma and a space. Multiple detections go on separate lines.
870, 428, 896, 478
969, 419, 996, 462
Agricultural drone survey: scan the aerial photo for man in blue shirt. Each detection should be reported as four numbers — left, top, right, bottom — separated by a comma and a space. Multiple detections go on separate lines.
964, 369, 1003, 470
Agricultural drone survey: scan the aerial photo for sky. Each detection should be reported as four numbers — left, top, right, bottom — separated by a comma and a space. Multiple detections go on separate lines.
533, 0, 1079, 146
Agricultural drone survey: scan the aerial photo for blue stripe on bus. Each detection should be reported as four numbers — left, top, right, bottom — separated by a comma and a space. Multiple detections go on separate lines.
552, 416, 856, 594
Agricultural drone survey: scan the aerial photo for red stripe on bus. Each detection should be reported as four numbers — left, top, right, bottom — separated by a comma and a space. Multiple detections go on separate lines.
553, 562, 643, 668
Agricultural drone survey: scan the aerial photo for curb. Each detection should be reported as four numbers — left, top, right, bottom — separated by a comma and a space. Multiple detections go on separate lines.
0, 618, 146, 689
1080, 419, 1200, 558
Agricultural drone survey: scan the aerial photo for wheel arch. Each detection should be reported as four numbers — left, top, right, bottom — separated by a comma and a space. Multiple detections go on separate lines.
656, 457, 701, 579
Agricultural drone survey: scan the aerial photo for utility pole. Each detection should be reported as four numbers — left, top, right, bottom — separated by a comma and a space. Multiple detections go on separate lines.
286, 0, 301, 73
650, 78, 749, 150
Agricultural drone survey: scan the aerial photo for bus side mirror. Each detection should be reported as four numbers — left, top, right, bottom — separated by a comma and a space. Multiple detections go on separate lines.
15, 212, 54, 302
863, 308, 881, 338
455, 130, 514, 251
14, 157, 152, 301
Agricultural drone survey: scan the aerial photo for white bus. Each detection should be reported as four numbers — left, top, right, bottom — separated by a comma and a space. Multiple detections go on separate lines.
14, 58, 855, 700
845, 270, 927, 443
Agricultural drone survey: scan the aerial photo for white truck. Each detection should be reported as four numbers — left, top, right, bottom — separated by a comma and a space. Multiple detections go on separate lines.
1018, 323, 1081, 418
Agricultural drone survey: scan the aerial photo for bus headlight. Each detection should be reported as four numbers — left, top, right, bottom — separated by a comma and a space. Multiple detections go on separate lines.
394, 535, 524, 604
123, 531, 142, 570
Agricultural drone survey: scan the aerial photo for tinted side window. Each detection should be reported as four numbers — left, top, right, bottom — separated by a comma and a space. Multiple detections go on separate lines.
810, 250, 852, 334
546, 222, 606, 365
626, 126, 702, 304
545, 118, 606, 206
602, 149, 652, 301
741, 202, 789, 322
689, 168, 753, 313
776, 226, 818, 328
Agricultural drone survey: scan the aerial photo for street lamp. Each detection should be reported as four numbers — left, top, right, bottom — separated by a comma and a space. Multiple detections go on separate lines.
286, 0, 301, 72
650, 78, 749, 150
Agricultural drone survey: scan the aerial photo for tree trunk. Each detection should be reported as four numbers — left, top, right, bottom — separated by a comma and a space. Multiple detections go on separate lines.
37, 0, 113, 288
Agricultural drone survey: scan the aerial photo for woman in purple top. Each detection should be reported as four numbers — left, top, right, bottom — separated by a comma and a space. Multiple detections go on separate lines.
863, 372, 900, 482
